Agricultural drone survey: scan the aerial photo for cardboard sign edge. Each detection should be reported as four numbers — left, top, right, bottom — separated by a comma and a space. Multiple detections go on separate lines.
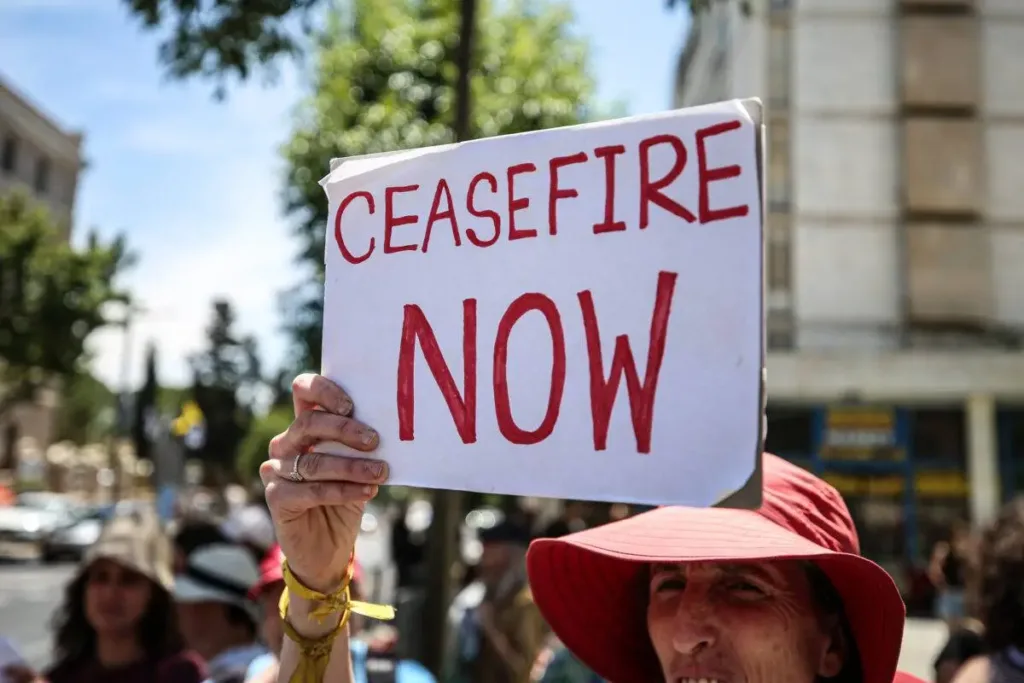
713, 96, 765, 510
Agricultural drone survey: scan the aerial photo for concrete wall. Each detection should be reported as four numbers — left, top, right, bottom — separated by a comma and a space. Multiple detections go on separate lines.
0, 78, 82, 234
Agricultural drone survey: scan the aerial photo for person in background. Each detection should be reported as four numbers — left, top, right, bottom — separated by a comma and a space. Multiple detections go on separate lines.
220, 503, 276, 566
930, 519, 973, 631
934, 624, 985, 683
244, 544, 435, 683
451, 519, 549, 683
390, 501, 425, 590
952, 497, 1024, 683
173, 543, 267, 683
1, 511, 204, 683
540, 502, 587, 540
531, 637, 603, 683
170, 517, 229, 574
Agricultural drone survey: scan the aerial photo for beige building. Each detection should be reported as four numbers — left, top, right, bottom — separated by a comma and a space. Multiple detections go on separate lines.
675, 0, 1024, 581
0, 76, 85, 470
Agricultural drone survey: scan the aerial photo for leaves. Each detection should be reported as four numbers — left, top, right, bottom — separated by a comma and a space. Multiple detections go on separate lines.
121, 0, 323, 97
236, 408, 293, 481
279, 0, 596, 370
187, 298, 263, 469
54, 371, 117, 445
0, 191, 133, 417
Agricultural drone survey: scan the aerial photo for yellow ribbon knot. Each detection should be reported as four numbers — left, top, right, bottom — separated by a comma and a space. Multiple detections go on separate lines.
278, 557, 396, 683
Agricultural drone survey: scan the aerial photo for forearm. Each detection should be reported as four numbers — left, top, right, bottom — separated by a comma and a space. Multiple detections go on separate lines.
277, 595, 354, 683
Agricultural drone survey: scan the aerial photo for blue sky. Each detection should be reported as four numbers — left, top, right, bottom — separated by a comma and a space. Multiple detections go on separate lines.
0, 0, 689, 391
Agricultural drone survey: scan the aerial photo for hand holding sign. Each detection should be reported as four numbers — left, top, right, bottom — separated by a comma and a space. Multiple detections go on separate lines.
260, 374, 389, 596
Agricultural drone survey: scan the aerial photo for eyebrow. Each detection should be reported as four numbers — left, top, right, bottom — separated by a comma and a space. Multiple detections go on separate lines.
650, 562, 781, 584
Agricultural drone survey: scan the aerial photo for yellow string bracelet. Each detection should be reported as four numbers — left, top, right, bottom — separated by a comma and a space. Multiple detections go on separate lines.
278, 557, 396, 683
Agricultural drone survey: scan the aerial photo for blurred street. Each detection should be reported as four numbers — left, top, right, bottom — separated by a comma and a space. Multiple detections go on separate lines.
0, 563, 75, 668
0, 559, 948, 678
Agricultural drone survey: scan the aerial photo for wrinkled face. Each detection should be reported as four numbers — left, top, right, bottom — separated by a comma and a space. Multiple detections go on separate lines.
647, 561, 845, 683
84, 559, 154, 636
257, 582, 285, 656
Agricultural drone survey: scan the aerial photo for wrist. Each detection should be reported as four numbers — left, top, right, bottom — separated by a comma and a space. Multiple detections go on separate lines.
289, 549, 355, 595
292, 567, 348, 595
286, 593, 347, 639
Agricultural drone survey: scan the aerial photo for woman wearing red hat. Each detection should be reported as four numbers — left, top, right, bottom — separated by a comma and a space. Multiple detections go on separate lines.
259, 374, 920, 683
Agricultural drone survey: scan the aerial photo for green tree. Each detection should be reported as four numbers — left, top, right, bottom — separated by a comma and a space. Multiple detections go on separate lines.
131, 343, 160, 461
0, 192, 133, 462
280, 0, 595, 369
122, 0, 720, 96
187, 299, 263, 475
53, 371, 117, 445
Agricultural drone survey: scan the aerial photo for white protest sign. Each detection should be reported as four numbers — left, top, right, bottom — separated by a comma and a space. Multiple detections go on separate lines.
320, 98, 764, 507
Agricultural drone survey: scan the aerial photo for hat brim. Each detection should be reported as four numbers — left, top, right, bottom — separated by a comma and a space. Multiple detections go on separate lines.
526, 506, 905, 683
83, 550, 173, 590
174, 575, 252, 612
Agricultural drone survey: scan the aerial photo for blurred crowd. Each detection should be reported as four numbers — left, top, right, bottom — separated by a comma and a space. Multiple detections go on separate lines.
2, 487, 1024, 683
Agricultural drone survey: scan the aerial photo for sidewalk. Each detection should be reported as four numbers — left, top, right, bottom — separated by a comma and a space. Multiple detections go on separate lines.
899, 618, 948, 681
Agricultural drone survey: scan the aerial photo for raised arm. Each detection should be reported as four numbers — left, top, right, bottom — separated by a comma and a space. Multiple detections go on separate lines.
261, 373, 391, 683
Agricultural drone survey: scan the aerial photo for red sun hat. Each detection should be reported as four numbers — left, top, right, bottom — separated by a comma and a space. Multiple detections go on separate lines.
893, 673, 927, 683
249, 544, 365, 599
526, 454, 906, 683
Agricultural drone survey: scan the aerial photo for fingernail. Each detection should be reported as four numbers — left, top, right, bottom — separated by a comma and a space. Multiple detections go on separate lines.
369, 461, 387, 480
362, 485, 375, 496
338, 397, 353, 415
361, 429, 378, 446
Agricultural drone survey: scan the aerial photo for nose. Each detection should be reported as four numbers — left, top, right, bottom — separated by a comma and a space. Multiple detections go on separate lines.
670, 596, 719, 657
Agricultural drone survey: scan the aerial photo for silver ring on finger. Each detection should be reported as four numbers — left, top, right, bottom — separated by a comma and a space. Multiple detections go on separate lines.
289, 453, 306, 483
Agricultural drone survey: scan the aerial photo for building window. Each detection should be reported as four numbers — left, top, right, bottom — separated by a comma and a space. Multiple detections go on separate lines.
765, 406, 814, 460
34, 157, 51, 194
910, 408, 967, 467
1, 136, 17, 173
768, 118, 790, 211
768, 22, 791, 110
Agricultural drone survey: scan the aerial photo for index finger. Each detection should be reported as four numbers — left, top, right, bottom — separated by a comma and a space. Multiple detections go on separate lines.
291, 373, 353, 417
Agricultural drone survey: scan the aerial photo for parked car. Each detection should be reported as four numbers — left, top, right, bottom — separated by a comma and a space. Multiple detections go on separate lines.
42, 500, 153, 563
0, 492, 81, 557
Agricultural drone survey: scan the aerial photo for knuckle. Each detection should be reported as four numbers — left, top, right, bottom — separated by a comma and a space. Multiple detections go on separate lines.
258, 459, 276, 483
293, 409, 316, 434
264, 481, 283, 506
292, 373, 314, 395
268, 433, 287, 459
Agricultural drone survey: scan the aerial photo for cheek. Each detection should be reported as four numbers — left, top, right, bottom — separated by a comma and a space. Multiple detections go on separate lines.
719, 603, 826, 679
123, 584, 152, 619
83, 583, 102, 618
646, 599, 677, 669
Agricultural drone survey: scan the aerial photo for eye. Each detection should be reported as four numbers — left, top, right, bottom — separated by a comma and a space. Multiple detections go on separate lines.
653, 575, 687, 593
726, 579, 766, 596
